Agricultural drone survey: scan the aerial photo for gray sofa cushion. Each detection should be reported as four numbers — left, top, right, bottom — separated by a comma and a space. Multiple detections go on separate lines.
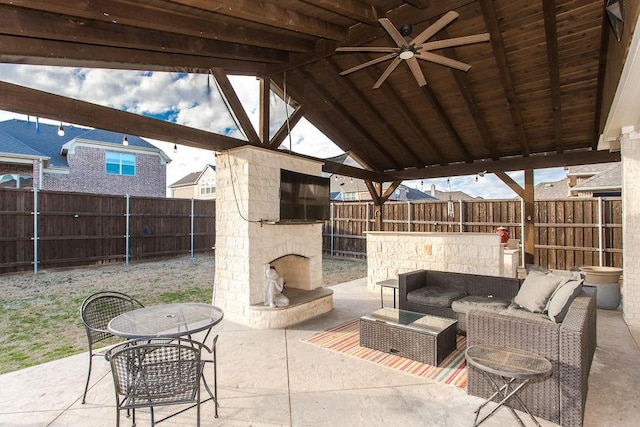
451, 295, 510, 314
513, 270, 565, 313
545, 278, 584, 323
407, 286, 467, 307
499, 303, 553, 322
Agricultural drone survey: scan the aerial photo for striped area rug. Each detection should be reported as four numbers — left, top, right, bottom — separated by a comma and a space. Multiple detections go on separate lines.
304, 319, 467, 388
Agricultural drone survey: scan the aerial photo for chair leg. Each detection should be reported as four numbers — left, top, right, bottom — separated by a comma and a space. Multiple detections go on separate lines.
82, 350, 93, 404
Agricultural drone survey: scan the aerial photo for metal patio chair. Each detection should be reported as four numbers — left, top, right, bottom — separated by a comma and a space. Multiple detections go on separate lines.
80, 291, 144, 403
105, 337, 216, 426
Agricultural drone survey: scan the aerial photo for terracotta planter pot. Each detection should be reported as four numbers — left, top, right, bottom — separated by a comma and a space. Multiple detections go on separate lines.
580, 266, 623, 310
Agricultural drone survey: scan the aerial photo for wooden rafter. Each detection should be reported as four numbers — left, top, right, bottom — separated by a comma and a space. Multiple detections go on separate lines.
322, 57, 427, 163
479, 0, 530, 157
259, 78, 271, 144
212, 69, 261, 144
300, 0, 381, 24
0, 0, 314, 53
542, 0, 564, 153
170, 0, 346, 40
0, 35, 268, 75
294, 68, 400, 170
268, 105, 305, 149
0, 5, 288, 64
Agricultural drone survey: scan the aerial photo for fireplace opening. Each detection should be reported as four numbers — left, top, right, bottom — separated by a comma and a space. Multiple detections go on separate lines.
268, 254, 310, 290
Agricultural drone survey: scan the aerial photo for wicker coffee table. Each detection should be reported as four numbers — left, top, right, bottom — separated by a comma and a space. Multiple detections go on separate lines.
359, 308, 457, 366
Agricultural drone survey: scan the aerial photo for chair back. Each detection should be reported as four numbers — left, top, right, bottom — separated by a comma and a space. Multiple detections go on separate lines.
106, 338, 204, 408
81, 291, 144, 344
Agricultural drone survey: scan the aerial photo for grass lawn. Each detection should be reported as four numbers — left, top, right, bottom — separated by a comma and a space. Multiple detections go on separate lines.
0, 255, 366, 374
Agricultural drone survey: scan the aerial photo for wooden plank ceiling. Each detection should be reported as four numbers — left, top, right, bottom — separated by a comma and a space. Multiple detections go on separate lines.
0, 0, 621, 182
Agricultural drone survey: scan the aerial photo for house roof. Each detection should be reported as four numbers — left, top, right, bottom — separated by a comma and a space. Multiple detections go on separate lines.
169, 164, 216, 188
534, 178, 570, 200
0, 0, 627, 185
0, 119, 164, 168
571, 163, 621, 192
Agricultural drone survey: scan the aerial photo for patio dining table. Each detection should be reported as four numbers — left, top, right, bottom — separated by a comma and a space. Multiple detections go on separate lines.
107, 302, 224, 341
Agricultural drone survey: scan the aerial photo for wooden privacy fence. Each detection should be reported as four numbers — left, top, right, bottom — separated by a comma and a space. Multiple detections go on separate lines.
323, 198, 623, 271
0, 188, 215, 274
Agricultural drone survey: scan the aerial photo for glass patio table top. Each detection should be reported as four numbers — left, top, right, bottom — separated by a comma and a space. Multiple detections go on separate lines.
107, 302, 223, 339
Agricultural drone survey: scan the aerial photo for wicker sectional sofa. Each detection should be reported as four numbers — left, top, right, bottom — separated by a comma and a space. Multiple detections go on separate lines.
466, 285, 597, 427
398, 269, 521, 331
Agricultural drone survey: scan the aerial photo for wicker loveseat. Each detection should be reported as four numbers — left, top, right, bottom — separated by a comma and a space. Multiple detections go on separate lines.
398, 269, 521, 332
466, 285, 597, 427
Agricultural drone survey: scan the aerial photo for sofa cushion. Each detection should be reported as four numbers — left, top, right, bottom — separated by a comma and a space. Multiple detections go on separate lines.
513, 270, 565, 313
545, 278, 583, 323
451, 295, 510, 314
499, 303, 553, 322
407, 286, 467, 307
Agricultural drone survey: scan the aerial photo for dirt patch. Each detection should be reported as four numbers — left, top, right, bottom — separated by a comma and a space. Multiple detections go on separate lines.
0, 255, 366, 374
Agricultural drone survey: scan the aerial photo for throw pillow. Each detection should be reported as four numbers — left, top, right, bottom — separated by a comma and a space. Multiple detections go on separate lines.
545, 278, 583, 323
513, 270, 565, 313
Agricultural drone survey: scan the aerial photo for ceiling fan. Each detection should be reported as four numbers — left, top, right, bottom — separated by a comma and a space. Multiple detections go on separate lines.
336, 11, 490, 89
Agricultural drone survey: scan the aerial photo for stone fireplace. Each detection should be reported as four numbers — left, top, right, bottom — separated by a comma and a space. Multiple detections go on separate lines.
213, 146, 333, 328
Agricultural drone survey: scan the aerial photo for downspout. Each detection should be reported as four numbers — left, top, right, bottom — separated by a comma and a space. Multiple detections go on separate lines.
38, 159, 44, 189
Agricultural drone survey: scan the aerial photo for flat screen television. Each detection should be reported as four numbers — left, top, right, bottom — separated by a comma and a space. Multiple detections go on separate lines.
280, 169, 330, 222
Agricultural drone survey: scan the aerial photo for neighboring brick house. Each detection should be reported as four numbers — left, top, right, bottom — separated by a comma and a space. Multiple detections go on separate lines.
0, 118, 170, 197
169, 164, 216, 199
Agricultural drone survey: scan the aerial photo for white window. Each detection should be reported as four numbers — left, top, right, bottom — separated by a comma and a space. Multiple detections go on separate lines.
106, 152, 135, 176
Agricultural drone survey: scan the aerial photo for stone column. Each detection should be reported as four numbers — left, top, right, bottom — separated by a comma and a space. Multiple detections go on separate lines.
621, 126, 640, 326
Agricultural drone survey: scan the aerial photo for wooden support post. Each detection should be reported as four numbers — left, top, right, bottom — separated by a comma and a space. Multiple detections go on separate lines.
259, 78, 270, 144
495, 170, 535, 265
364, 181, 401, 231
523, 169, 535, 265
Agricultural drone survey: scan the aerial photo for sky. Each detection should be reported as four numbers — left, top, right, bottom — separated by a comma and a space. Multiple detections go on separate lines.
0, 64, 566, 198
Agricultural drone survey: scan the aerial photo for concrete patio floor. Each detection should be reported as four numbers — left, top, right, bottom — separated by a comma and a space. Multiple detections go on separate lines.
1, 278, 639, 426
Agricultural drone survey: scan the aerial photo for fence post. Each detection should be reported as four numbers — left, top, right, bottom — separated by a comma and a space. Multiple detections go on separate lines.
520, 197, 525, 267
407, 200, 412, 231
33, 188, 39, 274
125, 194, 130, 266
366, 202, 370, 232
598, 197, 604, 266
330, 202, 335, 258
459, 200, 463, 232
190, 198, 196, 262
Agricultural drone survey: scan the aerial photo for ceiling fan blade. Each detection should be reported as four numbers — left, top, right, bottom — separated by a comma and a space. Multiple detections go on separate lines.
410, 10, 459, 46
420, 33, 490, 51
416, 51, 471, 71
378, 18, 409, 47
336, 46, 398, 53
339, 53, 397, 76
406, 57, 427, 87
373, 57, 402, 89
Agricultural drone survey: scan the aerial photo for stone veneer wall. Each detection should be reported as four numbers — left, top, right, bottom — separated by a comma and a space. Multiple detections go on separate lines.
366, 232, 510, 290
214, 146, 327, 327
621, 127, 640, 326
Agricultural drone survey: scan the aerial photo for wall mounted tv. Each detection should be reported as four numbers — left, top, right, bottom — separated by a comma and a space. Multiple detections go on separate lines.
280, 169, 330, 222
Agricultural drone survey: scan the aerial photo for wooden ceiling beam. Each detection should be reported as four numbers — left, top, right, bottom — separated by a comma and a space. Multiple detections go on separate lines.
0, 80, 248, 152
0, 5, 287, 64
211, 69, 261, 144
169, 0, 346, 40
0, 0, 314, 53
389, 150, 621, 180
542, 0, 564, 153
0, 35, 267, 75
403, 1, 431, 9
300, 0, 381, 24
479, 0, 530, 157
